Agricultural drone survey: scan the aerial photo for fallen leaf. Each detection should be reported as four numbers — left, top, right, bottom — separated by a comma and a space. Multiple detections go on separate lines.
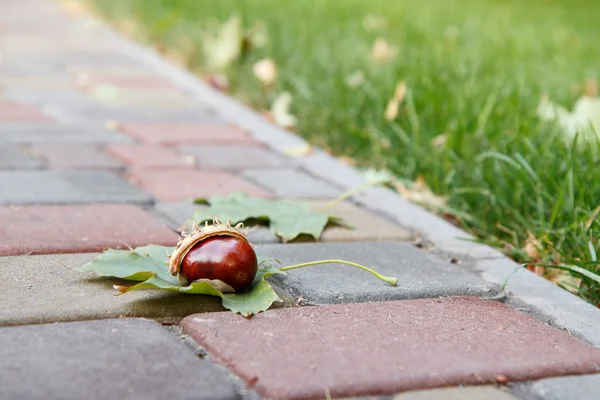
270, 92, 298, 128
524, 231, 542, 261
205, 73, 229, 92
384, 81, 407, 120
345, 71, 365, 88
202, 14, 244, 71
371, 38, 397, 63
283, 144, 313, 157
537, 94, 600, 145
77, 244, 285, 316
337, 156, 357, 166
192, 192, 348, 242
395, 175, 448, 209
253, 58, 277, 85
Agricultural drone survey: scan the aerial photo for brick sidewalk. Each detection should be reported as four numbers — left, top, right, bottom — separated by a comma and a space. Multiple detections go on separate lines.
1, 1, 600, 399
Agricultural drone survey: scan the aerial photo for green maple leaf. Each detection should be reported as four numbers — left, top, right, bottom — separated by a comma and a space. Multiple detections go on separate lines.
193, 192, 347, 242
77, 244, 284, 317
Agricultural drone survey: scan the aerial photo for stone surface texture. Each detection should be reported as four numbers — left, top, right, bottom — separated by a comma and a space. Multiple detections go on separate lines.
128, 168, 273, 201
0, 318, 241, 400
30, 143, 123, 169
119, 123, 257, 145
182, 297, 600, 400
0, 252, 294, 327
0, 204, 177, 256
0, 170, 153, 205
393, 387, 519, 400
260, 241, 498, 304
513, 374, 600, 400
243, 168, 342, 198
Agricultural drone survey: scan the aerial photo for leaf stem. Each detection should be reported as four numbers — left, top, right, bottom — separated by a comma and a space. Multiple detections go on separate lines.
279, 259, 398, 286
319, 179, 389, 211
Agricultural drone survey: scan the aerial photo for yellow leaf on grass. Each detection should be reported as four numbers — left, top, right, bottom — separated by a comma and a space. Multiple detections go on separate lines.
202, 15, 244, 71
270, 92, 298, 129
384, 81, 407, 121
284, 144, 313, 157
371, 38, 397, 63
253, 58, 277, 86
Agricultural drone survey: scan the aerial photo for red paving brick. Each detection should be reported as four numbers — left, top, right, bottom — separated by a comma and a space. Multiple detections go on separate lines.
119, 123, 258, 145
128, 168, 273, 201
0, 103, 50, 121
182, 297, 600, 400
29, 144, 123, 169
106, 144, 196, 168
0, 204, 178, 256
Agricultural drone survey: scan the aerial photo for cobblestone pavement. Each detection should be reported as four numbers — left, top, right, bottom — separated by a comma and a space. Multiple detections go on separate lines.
1, 1, 599, 399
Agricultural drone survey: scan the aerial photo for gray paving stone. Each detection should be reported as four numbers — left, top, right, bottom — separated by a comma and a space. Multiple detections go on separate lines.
0, 318, 240, 400
243, 168, 342, 199
0, 124, 134, 144
512, 373, 600, 400
43, 103, 218, 125
258, 241, 499, 305
393, 387, 518, 400
0, 253, 294, 327
3, 87, 96, 106
181, 144, 294, 170
0, 145, 43, 169
0, 170, 153, 205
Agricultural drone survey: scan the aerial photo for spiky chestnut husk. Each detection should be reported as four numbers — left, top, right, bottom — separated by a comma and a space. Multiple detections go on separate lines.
167, 217, 258, 293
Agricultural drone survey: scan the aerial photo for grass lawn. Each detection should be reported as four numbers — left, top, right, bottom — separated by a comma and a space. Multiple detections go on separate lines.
84, 0, 600, 305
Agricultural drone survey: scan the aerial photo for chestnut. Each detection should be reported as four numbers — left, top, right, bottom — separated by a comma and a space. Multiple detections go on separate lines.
168, 218, 258, 292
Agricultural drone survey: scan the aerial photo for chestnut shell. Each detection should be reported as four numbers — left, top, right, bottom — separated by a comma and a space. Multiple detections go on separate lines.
180, 235, 258, 291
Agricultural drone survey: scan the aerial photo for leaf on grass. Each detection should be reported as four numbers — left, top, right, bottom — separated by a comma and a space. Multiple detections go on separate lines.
78, 245, 285, 316
270, 92, 298, 128
395, 175, 448, 209
384, 81, 407, 121
193, 192, 346, 242
536, 94, 600, 145
253, 58, 277, 85
371, 38, 397, 63
201, 14, 244, 71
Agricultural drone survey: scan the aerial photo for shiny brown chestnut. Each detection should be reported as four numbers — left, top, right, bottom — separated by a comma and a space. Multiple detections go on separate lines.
168, 218, 258, 292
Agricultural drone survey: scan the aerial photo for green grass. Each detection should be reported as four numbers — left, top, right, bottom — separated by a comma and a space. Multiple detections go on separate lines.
85, 0, 600, 305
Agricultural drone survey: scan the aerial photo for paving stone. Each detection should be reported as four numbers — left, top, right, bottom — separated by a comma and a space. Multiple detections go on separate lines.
181, 144, 294, 170
82, 74, 178, 89
107, 144, 196, 168
90, 88, 197, 108
0, 253, 294, 326
243, 168, 342, 199
0, 204, 177, 256
0, 123, 134, 144
393, 387, 518, 400
181, 297, 600, 399
260, 241, 498, 304
0, 145, 43, 169
0, 170, 153, 205
120, 123, 258, 145
43, 103, 218, 125
0, 102, 51, 121
155, 200, 412, 243
0, 318, 240, 400
128, 168, 273, 201
29, 143, 124, 169
513, 374, 600, 400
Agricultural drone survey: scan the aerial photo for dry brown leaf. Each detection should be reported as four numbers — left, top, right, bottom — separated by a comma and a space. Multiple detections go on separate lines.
253, 58, 277, 86
61, 0, 88, 15
584, 80, 598, 97
284, 144, 313, 157
384, 81, 407, 121
371, 38, 396, 63
524, 231, 542, 261
205, 73, 229, 92
395, 175, 448, 209
337, 156, 356, 166
270, 92, 298, 128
